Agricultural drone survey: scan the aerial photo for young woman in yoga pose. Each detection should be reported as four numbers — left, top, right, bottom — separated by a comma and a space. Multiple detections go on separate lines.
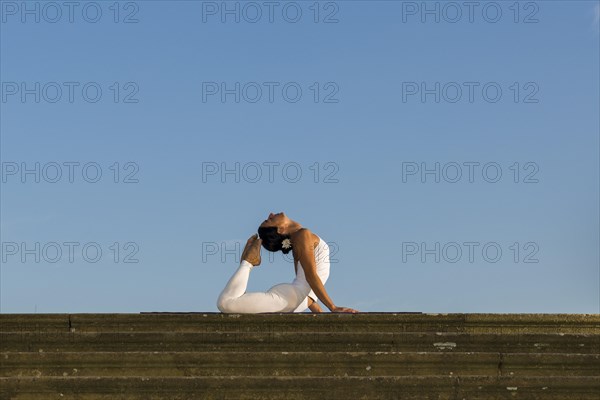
217, 212, 358, 313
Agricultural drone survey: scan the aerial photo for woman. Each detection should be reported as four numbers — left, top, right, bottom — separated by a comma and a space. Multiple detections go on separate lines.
217, 212, 358, 313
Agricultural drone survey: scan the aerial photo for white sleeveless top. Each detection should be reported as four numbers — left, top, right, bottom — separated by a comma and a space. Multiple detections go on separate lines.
291, 235, 331, 302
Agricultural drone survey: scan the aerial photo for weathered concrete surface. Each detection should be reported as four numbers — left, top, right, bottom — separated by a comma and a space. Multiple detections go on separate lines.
2, 376, 600, 400
2, 351, 598, 377
2, 331, 598, 353
2, 313, 598, 334
1, 313, 598, 399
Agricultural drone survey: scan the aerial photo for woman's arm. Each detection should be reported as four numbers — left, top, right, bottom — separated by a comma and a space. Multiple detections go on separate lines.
293, 229, 358, 313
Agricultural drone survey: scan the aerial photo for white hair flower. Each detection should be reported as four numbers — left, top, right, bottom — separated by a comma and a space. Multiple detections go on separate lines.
281, 238, 292, 250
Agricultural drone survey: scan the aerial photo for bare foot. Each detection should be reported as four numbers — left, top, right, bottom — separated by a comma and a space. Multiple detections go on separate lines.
241, 234, 262, 266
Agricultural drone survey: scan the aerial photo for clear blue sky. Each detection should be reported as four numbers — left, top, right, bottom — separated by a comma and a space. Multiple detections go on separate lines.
1, 1, 598, 313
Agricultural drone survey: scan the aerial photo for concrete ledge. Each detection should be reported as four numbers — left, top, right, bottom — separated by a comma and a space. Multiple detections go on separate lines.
2, 376, 600, 400
2, 331, 598, 353
2, 313, 599, 334
2, 313, 598, 399
2, 351, 598, 378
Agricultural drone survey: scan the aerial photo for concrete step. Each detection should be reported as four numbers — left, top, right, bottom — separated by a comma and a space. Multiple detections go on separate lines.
2, 351, 598, 378
2, 313, 598, 334
1, 376, 599, 400
2, 314, 598, 399
2, 331, 597, 353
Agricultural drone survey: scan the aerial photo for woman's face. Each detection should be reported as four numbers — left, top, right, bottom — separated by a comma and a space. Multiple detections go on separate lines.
259, 212, 287, 229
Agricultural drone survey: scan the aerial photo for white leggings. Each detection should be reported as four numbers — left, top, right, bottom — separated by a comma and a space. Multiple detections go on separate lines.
217, 261, 315, 313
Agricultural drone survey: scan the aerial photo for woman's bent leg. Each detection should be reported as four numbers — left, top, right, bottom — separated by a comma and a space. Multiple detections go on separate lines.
292, 270, 330, 313
216, 260, 254, 311
217, 261, 302, 313
293, 297, 310, 313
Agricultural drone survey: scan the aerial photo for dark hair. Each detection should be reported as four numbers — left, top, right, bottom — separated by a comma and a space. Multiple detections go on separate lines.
257, 226, 292, 254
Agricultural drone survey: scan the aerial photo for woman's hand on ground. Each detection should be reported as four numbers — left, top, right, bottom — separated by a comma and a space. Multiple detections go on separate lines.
331, 306, 359, 313
241, 234, 262, 266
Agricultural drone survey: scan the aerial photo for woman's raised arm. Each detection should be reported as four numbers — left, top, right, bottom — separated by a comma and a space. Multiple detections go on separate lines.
293, 229, 358, 313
